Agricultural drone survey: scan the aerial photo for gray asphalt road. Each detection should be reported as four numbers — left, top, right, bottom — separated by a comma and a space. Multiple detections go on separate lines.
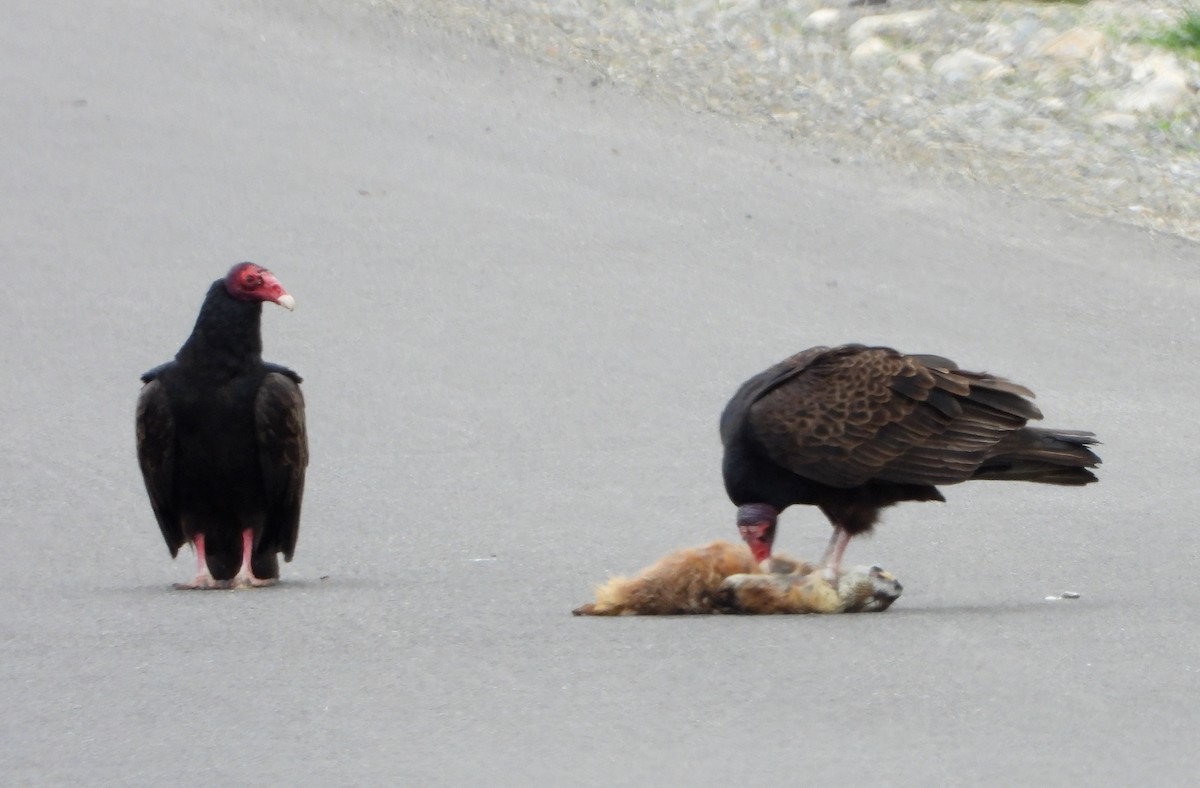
2, 1, 1198, 785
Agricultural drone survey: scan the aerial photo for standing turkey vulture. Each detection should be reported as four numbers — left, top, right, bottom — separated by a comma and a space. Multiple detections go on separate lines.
720, 344, 1100, 578
136, 263, 308, 589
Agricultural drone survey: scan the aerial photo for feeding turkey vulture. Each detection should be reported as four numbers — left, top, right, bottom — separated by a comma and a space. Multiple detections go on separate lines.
136, 263, 308, 589
720, 344, 1100, 579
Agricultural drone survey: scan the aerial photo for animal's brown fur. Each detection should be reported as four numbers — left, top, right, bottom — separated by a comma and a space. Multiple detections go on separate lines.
572, 540, 901, 616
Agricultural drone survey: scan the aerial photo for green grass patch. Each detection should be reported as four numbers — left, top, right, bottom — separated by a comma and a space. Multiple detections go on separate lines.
1151, 6, 1200, 58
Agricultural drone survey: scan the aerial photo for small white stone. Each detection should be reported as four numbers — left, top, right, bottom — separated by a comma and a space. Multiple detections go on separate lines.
802, 9, 840, 32
1010, 16, 1043, 51
1038, 27, 1105, 63
931, 49, 1007, 84
1131, 53, 1185, 83
847, 10, 934, 47
896, 51, 925, 73
1039, 96, 1066, 113
850, 36, 893, 66
1117, 72, 1192, 114
1094, 112, 1138, 130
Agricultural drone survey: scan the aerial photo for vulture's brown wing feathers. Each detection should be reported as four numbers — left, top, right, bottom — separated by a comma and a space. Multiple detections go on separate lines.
720, 346, 831, 446
747, 345, 1043, 488
906, 353, 959, 371
135, 378, 184, 556
255, 370, 308, 561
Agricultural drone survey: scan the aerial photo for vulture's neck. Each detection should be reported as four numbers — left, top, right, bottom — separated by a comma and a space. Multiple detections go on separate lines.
175, 280, 263, 375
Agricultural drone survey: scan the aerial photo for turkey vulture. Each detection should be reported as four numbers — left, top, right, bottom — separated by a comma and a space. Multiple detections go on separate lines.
136, 263, 308, 589
720, 344, 1100, 578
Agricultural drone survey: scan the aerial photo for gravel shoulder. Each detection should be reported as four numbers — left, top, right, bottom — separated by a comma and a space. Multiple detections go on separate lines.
386, 0, 1200, 242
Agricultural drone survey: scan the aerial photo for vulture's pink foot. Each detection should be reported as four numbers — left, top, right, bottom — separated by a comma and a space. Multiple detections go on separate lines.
231, 572, 277, 589
174, 573, 227, 590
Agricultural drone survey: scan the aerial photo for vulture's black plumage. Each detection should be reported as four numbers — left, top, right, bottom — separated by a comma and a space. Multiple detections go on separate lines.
720, 344, 1100, 576
136, 263, 308, 589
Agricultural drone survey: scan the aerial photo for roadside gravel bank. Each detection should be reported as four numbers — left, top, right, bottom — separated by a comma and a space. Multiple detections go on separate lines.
387, 1, 1200, 242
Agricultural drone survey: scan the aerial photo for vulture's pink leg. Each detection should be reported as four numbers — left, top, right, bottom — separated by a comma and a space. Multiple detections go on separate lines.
820, 527, 852, 583
231, 529, 276, 588
174, 534, 224, 590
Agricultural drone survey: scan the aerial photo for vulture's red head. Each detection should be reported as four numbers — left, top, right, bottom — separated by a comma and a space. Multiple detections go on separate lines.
736, 503, 778, 564
224, 262, 295, 310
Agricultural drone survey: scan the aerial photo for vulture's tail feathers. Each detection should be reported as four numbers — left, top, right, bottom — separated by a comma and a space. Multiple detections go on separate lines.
974, 428, 1101, 485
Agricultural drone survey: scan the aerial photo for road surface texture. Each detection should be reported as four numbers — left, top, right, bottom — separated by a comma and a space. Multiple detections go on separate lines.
1, 1, 1197, 785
